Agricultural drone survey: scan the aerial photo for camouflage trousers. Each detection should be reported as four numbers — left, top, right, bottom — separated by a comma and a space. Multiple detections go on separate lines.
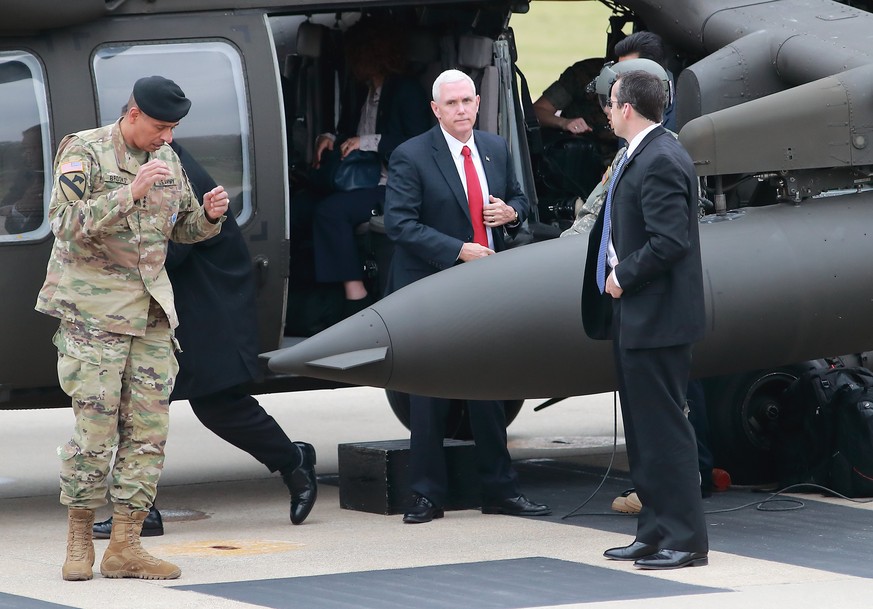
55, 300, 178, 511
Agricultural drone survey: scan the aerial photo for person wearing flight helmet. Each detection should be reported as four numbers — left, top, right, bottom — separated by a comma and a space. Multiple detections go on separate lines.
561, 57, 673, 236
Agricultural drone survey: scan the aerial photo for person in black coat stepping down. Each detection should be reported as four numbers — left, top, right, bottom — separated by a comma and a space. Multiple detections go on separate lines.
94, 141, 316, 538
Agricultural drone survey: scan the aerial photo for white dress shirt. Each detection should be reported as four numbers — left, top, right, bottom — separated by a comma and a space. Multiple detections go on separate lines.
608, 122, 659, 287
438, 126, 495, 253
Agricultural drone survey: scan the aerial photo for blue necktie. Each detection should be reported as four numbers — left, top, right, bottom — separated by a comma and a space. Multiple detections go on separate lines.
596, 152, 628, 294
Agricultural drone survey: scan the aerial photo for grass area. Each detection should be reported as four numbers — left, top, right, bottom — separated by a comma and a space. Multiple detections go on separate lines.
510, 1, 613, 100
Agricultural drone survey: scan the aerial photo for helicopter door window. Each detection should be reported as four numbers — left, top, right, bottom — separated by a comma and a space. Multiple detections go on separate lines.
0, 51, 51, 242
92, 41, 252, 224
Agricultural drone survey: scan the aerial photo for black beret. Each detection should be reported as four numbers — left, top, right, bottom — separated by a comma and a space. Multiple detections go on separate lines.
132, 75, 191, 122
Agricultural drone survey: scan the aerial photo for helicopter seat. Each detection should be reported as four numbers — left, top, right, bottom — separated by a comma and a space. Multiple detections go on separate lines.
283, 21, 335, 169
458, 33, 498, 133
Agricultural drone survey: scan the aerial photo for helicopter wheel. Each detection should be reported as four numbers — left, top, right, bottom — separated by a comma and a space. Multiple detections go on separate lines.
702, 360, 826, 484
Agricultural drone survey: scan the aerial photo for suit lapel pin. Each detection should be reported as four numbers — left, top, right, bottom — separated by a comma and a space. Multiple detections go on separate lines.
485, 156, 490, 162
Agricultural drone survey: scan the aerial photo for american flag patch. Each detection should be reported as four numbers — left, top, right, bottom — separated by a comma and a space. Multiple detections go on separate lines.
60, 161, 83, 174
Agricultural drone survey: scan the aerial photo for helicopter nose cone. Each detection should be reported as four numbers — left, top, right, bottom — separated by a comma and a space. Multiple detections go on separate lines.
267, 237, 614, 400
268, 307, 393, 386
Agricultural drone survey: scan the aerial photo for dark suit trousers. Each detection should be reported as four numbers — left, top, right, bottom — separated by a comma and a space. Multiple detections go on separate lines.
612, 315, 708, 553
313, 185, 385, 283
408, 395, 519, 506
686, 378, 714, 483
188, 386, 300, 473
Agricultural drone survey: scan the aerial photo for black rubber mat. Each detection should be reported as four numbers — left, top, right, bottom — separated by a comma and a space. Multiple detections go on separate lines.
0, 593, 77, 609
514, 459, 873, 578
173, 557, 725, 608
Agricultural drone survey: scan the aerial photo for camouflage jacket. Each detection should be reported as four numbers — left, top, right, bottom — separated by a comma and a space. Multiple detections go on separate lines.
35, 119, 222, 335
561, 143, 628, 237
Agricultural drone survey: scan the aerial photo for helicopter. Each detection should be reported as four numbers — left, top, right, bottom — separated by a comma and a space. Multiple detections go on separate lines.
3, 0, 873, 483
0, 0, 531, 410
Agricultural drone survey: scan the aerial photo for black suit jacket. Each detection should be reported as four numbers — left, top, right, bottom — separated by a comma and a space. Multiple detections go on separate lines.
166, 142, 261, 400
581, 125, 705, 349
383, 126, 528, 292
337, 75, 433, 166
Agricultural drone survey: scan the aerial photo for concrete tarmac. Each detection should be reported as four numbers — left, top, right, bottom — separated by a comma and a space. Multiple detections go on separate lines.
1, 388, 871, 609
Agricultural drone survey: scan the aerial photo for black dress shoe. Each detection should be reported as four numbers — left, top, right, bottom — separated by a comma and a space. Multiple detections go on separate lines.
281, 442, 318, 525
481, 495, 552, 516
700, 468, 714, 498
342, 294, 374, 319
634, 549, 708, 570
603, 541, 658, 561
403, 494, 444, 524
92, 505, 164, 539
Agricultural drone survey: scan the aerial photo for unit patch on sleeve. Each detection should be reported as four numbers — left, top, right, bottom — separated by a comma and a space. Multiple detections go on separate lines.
58, 160, 87, 202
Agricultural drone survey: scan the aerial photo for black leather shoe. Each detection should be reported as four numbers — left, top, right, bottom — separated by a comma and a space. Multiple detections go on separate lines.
281, 442, 318, 525
403, 494, 444, 524
342, 294, 374, 319
603, 541, 658, 561
481, 495, 551, 516
634, 549, 708, 570
92, 505, 164, 539
700, 474, 714, 499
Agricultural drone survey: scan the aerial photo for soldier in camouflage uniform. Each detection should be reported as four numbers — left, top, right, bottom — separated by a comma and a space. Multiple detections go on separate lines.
35, 76, 230, 582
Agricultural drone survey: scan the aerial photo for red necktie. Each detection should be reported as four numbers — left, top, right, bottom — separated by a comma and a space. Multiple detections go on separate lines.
461, 145, 488, 247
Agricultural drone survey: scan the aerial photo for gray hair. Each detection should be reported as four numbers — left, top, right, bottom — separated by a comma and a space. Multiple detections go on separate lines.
431, 69, 476, 102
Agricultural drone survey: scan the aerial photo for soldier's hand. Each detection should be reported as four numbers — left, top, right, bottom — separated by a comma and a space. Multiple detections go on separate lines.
203, 186, 229, 220
459, 242, 495, 262
565, 117, 592, 135
130, 160, 171, 201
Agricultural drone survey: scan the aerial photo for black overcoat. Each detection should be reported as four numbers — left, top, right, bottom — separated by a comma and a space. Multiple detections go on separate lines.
166, 142, 261, 401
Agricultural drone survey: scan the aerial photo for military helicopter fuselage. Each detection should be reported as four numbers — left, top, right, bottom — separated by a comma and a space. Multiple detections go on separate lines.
0, 0, 538, 407
2, 0, 872, 481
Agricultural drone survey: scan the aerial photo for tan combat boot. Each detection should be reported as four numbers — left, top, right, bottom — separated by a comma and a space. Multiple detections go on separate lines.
63, 508, 96, 581
100, 508, 181, 580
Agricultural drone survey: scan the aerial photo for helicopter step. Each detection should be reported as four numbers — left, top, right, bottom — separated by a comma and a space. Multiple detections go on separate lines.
338, 439, 481, 515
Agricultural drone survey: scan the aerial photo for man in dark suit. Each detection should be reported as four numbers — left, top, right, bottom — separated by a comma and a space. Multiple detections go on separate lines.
581, 70, 708, 569
94, 142, 317, 539
384, 69, 551, 524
